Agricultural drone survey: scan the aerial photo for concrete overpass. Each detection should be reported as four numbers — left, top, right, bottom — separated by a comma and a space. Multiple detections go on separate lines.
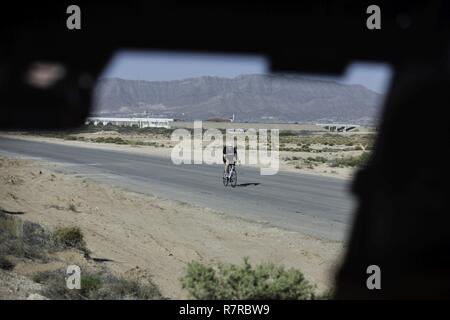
316, 123, 361, 132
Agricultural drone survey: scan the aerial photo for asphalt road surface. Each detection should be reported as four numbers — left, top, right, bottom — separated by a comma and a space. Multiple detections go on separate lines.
0, 136, 356, 241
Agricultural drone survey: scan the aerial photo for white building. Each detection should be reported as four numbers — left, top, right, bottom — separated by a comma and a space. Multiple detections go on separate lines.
85, 117, 174, 129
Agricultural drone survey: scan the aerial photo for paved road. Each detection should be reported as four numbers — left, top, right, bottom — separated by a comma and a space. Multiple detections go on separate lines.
0, 137, 355, 241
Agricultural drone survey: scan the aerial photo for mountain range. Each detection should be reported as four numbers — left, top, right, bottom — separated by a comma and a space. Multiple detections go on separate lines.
93, 74, 384, 124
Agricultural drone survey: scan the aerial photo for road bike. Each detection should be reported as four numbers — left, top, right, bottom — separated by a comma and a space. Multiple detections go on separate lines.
223, 163, 237, 188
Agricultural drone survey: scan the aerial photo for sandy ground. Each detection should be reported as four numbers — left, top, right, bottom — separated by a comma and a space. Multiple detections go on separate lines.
0, 156, 344, 298
0, 268, 44, 299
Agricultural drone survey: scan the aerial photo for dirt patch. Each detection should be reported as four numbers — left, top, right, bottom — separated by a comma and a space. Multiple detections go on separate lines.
0, 155, 344, 298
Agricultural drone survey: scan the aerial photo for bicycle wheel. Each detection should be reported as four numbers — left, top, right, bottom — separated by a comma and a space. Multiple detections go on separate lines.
230, 170, 237, 188
223, 172, 228, 186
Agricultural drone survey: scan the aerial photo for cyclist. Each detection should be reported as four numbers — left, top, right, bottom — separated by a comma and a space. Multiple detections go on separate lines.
223, 144, 238, 177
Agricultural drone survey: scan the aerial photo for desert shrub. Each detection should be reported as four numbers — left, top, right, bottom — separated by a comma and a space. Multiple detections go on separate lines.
91, 136, 169, 147
118, 126, 173, 137
33, 269, 101, 299
81, 272, 102, 296
306, 156, 327, 163
0, 255, 15, 270
33, 269, 83, 299
92, 137, 127, 145
92, 137, 104, 143
93, 276, 162, 300
329, 152, 371, 168
130, 140, 145, 146
52, 227, 89, 255
33, 269, 162, 300
321, 147, 341, 153
0, 211, 52, 260
282, 133, 376, 150
300, 146, 313, 152
279, 130, 295, 137
63, 135, 78, 141
180, 258, 315, 300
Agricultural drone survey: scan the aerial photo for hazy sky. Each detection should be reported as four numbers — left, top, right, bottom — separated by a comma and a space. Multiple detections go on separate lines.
102, 50, 392, 94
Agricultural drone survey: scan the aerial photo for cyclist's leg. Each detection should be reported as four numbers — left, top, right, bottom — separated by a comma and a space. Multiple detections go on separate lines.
224, 161, 229, 177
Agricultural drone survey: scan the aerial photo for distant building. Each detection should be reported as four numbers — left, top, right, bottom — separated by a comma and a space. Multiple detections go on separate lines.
85, 117, 174, 129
